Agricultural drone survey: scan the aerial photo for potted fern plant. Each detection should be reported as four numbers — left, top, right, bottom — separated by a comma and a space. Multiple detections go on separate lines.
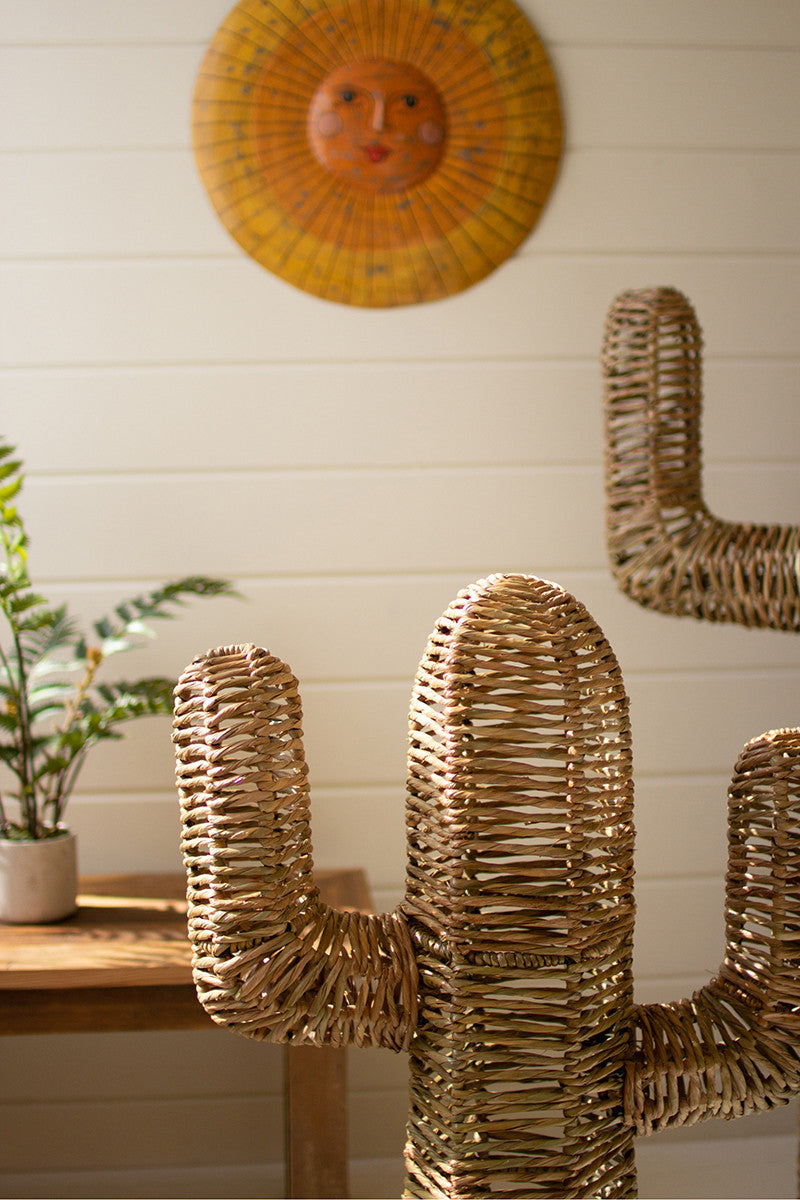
0, 437, 235, 923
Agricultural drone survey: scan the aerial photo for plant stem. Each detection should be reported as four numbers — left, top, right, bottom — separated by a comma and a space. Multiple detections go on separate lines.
51, 743, 92, 828
50, 648, 103, 822
9, 625, 37, 836
0, 641, 16, 835
0, 517, 38, 835
59, 647, 102, 736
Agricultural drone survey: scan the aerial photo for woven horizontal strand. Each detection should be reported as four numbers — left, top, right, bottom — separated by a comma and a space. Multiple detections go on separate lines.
602, 286, 800, 630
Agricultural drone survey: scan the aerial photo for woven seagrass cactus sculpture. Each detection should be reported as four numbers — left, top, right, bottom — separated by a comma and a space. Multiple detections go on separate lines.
602, 286, 800, 631
174, 573, 800, 1198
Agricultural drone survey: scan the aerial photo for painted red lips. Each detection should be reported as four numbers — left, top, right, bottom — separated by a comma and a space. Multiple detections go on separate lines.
364, 144, 390, 163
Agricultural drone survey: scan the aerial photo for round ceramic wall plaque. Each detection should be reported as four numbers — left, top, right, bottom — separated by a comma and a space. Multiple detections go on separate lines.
193, 0, 562, 307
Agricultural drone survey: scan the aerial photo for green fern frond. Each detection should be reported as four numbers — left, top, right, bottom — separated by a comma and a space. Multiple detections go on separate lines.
86, 677, 175, 729
0, 434, 237, 838
21, 605, 78, 669
91, 577, 238, 657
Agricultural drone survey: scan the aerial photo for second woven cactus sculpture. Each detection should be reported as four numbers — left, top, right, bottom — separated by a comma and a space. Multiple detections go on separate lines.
602, 286, 800, 631
174, 573, 800, 1198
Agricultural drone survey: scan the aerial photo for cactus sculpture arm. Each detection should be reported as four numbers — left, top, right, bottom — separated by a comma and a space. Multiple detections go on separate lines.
174, 576, 800, 1198
602, 286, 800, 630
173, 643, 417, 1051
602, 287, 800, 1142
628, 726, 800, 1135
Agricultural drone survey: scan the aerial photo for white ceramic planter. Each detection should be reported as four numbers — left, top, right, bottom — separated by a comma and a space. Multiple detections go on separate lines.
0, 830, 78, 924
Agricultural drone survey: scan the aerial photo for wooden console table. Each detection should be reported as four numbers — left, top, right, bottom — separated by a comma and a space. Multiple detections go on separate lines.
0, 869, 372, 1199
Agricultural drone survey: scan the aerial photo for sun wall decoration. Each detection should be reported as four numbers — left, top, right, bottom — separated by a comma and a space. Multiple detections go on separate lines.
192, 0, 562, 306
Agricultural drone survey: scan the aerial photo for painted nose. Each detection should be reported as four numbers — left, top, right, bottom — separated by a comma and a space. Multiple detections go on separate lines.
370, 95, 386, 132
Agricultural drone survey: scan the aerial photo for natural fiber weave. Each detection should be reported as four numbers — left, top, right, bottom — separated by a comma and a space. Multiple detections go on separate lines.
173, 574, 800, 1198
629, 726, 800, 1137
174, 645, 417, 1052
602, 286, 800, 630
402, 575, 636, 1198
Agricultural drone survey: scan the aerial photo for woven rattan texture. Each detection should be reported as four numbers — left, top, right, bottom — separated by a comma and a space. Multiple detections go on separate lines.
602, 286, 800, 630
401, 576, 636, 1198
629, 726, 800, 1136
173, 646, 417, 1051
173, 574, 800, 1198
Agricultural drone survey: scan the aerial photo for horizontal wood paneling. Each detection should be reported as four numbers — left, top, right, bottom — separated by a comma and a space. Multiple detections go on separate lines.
559, 47, 800, 150
7, 1131, 796, 1200
0, 1, 235, 44
0, 1095, 285, 1172
67, 794, 184, 875
540, 150, 800, 253
0, 46, 200, 149
630, 778, 727, 881
1, 1, 798, 49
624, 670, 800, 781
0, 1033, 405, 1162
67, 787, 408, 881
2, 257, 798, 367
2, 363, 606, 469
701, 364, 800, 462
3, 149, 799, 259
633, 878, 725, 980
0, 1134, 795, 1200
636, 1131, 797, 1200
0, 151, 230, 259
0, 1092, 402, 1191
4, 359, 798, 472
18, 466, 608, 580
704, 463, 800, 523
539, 3, 800, 49
0, 1163, 284, 1200
0, 1029, 283, 1104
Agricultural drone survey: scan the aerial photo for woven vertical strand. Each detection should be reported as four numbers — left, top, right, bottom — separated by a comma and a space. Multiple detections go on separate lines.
602, 286, 800, 630
402, 575, 637, 1199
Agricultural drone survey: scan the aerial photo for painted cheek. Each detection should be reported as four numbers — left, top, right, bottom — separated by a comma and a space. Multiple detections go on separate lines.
418, 120, 444, 146
317, 111, 343, 137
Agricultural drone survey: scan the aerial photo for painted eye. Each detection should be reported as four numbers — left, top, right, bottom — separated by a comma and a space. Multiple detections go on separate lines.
403, 95, 417, 107
340, 90, 355, 102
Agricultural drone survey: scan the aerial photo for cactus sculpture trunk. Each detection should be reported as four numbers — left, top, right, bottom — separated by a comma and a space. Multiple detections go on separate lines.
173, 574, 800, 1198
402, 577, 637, 1197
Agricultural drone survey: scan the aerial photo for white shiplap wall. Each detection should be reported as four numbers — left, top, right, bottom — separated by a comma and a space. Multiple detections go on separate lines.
1, 2, 799, 1197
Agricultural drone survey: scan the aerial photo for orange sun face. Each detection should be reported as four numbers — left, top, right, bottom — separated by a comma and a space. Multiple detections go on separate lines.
192, 0, 563, 306
307, 59, 446, 193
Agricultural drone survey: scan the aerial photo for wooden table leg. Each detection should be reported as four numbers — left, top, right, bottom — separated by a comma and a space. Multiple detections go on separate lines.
285, 1043, 349, 1199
